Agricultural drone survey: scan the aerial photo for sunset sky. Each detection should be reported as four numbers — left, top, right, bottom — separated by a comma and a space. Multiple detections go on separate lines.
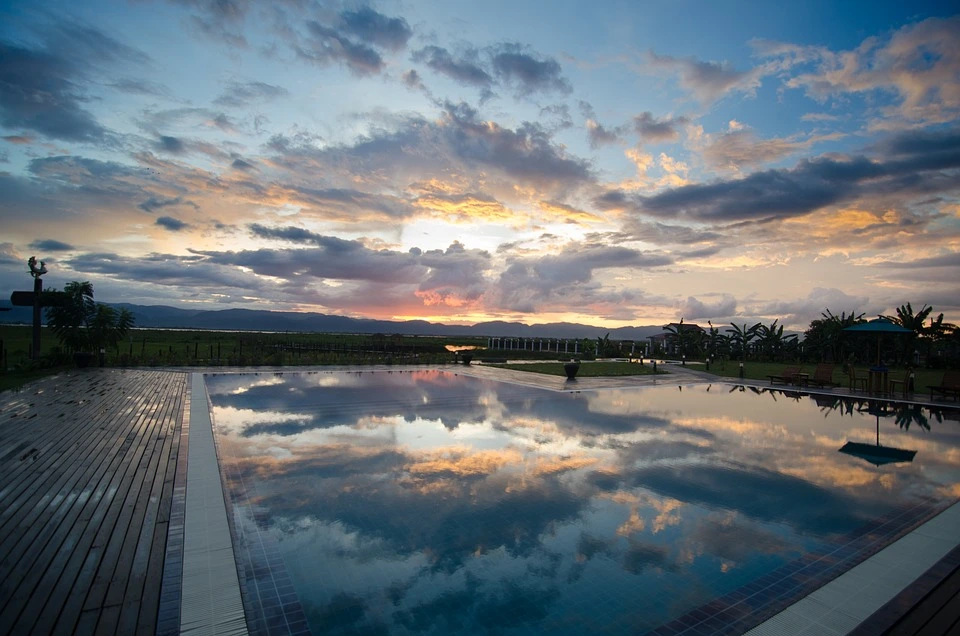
1, 0, 958, 330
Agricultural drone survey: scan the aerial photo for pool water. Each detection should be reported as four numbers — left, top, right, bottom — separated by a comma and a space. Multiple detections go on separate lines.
205, 370, 960, 635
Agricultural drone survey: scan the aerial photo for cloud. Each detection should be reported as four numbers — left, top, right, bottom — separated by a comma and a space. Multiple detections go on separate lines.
156, 135, 186, 154
753, 288, 871, 326
873, 252, 960, 269
647, 51, 761, 104
108, 78, 171, 97
633, 112, 688, 143
28, 239, 74, 252
0, 20, 151, 143
138, 195, 198, 212
401, 69, 426, 91
411, 43, 570, 97
679, 294, 738, 320
214, 80, 290, 108
492, 243, 672, 313
199, 242, 424, 284
598, 127, 960, 222
695, 122, 845, 171
265, 101, 592, 200
412, 46, 493, 90
0, 42, 106, 142
156, 215, 189, 231
297, 21, 386, 76
585, 119, 623, 148
490, 43, 571, 96
775, 16, 960, 124
338, 7, 412, 52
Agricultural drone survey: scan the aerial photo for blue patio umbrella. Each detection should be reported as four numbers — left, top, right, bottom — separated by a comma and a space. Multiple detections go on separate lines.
839, 401, 916, 466
843, 318, 913, 366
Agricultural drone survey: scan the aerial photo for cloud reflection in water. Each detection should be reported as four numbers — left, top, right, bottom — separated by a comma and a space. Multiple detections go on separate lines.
206, 371, 960, 634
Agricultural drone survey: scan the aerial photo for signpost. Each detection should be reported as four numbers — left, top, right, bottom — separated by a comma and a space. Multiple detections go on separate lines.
9, 257, 66, 360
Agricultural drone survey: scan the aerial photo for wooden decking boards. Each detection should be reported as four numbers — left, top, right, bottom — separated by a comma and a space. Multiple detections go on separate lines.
0, 369, 187, 635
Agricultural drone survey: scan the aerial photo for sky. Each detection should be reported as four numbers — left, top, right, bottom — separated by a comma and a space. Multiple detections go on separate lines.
0, 0, 958, 331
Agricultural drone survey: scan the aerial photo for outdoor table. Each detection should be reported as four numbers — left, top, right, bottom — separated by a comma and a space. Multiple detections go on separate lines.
797, 373, 809, 387
868, 366, 889, 395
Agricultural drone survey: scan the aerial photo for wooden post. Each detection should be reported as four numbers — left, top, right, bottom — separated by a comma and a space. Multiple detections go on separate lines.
31, 277, 41, 359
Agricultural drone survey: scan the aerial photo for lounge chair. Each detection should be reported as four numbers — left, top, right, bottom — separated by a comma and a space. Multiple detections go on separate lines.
768, 366, 803, 386
929, 370, 960, 402
887, 367, 913, 399
809, 364, 840, 388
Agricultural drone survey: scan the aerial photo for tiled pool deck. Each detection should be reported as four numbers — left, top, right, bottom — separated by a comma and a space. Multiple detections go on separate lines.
0, 364, 957, 634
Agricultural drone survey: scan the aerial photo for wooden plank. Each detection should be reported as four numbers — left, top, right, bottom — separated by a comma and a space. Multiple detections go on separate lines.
40, 373, 183, 633
90, 378, 184, 632
116, 381, 184, 634
0, 374, 149, 626
0, 372, 165, 631
887, 562, 960, 635
0, 370, 188, 634
0, 375, 141, 572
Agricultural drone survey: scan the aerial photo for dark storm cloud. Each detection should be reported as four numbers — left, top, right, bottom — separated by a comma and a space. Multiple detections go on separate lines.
490, 43, 571, 95
249, 223, 326, 244
29, 154, 142, 183
297, 21, 385, 76
633, 111, 688, 142
138, 195, 198, 212
412, 46, 494, 89
214, 80, 290, 108
156, 215, 189, 231
338, 6, 412, 52
198, 244, 423, 283
597, 132, 960, 222
156, 135, 186, 154
64, 252, 263, 290
0, 42, 106, 142
28, 239, 74, 252
0, 20, 150, 143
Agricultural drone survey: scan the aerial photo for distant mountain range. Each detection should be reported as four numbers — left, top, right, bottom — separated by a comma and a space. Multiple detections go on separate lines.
0, 302, 668, 340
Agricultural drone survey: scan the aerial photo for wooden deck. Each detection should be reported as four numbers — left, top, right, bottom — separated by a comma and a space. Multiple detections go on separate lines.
0, 369, 187, 634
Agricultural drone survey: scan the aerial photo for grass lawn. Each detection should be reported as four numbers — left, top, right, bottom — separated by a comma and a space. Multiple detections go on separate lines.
489, 361, 664, 377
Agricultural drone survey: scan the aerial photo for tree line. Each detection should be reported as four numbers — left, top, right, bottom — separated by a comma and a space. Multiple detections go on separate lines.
661, 304, 959, 368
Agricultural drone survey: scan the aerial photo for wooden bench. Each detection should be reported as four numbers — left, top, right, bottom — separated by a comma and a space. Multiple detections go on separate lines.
768, 366, 803, 386
930, 370, 960, 402
808, 363, 840, 388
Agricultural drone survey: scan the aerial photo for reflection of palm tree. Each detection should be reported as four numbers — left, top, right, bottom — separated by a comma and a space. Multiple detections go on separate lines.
894, 404, 930, 432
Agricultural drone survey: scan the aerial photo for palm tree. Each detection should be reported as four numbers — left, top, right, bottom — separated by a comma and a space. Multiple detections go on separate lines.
756, 320, 798, 362
46, 281, 134, 364
726, 321, 761, 361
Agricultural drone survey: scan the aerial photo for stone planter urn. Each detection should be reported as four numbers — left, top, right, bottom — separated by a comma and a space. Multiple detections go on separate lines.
74, 352, 94, 368
461, 354, 473, 365
564, 361, 580, 380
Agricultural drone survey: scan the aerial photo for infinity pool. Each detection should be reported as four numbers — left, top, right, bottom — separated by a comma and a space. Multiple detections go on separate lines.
205, 370, 960, 635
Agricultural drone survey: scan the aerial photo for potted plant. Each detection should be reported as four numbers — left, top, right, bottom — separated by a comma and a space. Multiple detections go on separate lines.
46, 281, 135, 367
564, 360, 580, 380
